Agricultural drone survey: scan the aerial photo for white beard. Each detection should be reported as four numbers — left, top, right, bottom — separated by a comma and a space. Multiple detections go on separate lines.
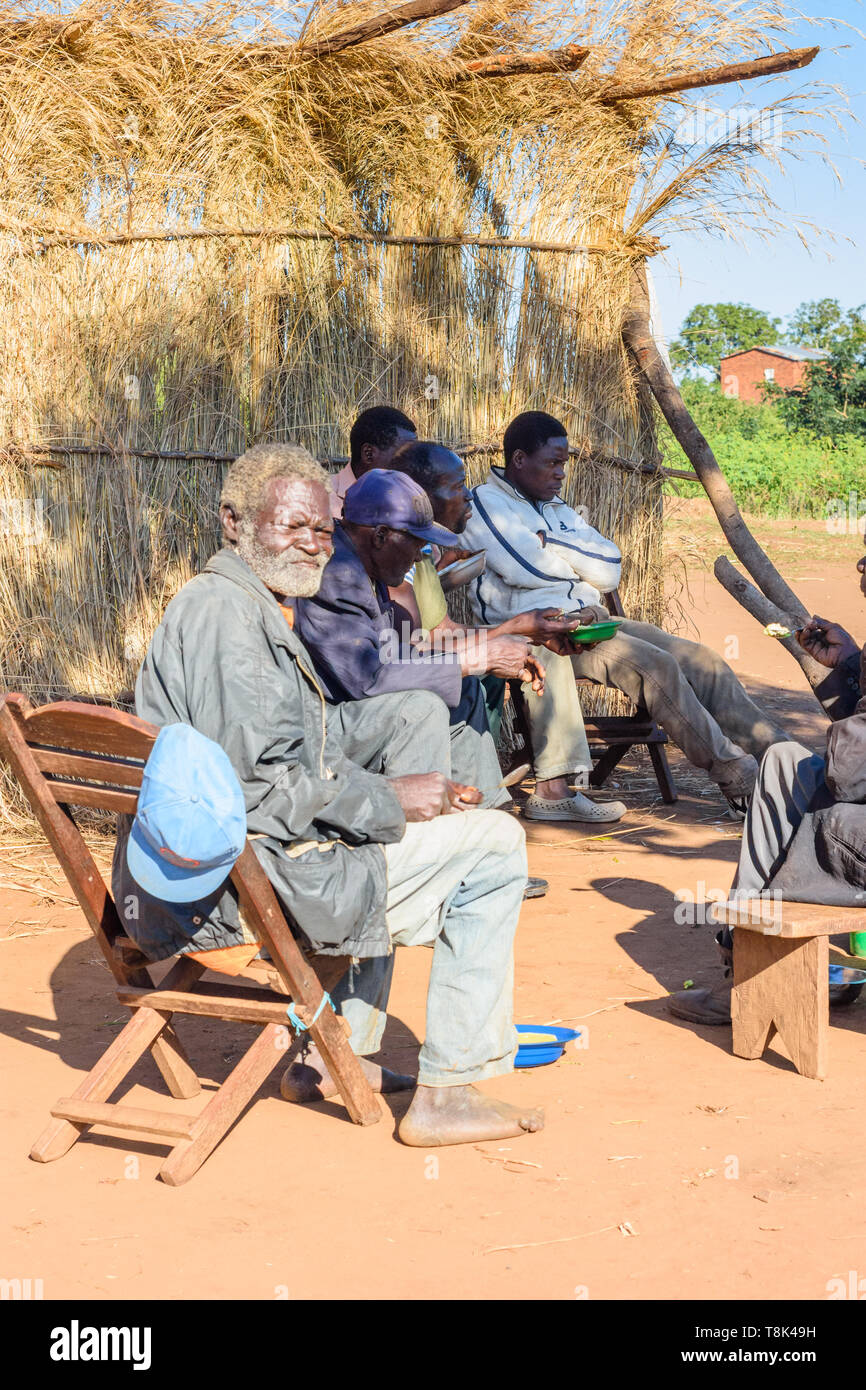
235, 521, 328, 598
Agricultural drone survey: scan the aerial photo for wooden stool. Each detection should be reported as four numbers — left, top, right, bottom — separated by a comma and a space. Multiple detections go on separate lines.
713, 899, 866, 1080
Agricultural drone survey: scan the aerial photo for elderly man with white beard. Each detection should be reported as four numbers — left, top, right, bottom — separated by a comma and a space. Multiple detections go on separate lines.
111, 442, 542, 1148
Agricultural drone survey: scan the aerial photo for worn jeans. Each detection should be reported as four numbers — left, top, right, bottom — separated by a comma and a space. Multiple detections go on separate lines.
333, 810, 526, 1085
523, 619, 789, 790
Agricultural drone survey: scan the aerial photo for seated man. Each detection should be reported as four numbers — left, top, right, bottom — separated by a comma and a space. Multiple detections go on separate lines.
385, 438, 627, 823
111, 442, 543, 1147
670, 547, 866, 1025
295, 466, 546, 806
329, 404, 416, 519
328, 406, 503, 745
461, 410, 791, 820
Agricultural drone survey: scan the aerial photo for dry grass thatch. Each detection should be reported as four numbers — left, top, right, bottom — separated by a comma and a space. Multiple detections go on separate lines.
0, 0, 843, 826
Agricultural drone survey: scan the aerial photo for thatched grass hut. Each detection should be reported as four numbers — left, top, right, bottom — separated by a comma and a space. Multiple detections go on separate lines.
0, 0, 835, 818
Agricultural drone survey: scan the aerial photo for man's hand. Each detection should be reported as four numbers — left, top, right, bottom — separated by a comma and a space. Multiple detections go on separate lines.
568, 603, 614, 651
576, 604, 612, 626
797, 616, 859, 668
519, 653, 546, 694
387, 773, 481, 820
462, 633, 545, 691
498, 607, 574, 654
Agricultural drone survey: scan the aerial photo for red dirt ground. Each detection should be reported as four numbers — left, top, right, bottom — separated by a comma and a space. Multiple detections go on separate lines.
2, 501, 865, 1301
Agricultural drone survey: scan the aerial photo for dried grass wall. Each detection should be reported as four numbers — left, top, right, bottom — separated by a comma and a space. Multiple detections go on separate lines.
0, 0, 834, 824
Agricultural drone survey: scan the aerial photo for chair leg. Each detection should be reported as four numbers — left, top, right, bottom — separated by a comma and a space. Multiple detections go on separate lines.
588, 743, 628, 788
159, 1022, 287, 1186
732, 931, 828, 1080
647, 740, 678, 803
133, 957, 203, 1098
30, 1005, 176, 1163
150, 1023, 201, 1100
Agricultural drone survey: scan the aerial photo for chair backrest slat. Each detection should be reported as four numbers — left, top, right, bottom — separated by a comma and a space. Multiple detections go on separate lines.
32, 748, 145, 789
0, 694, 158, 981
16, 702, 156, 759
42, 781, 140, 814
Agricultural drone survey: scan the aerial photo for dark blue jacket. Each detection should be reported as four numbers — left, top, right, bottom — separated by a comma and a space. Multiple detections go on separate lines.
295, 523, 462, 707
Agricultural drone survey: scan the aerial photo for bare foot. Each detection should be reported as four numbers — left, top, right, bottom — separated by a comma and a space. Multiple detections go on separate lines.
397, 1083, 544, 1147
280, 1045, 414, 1104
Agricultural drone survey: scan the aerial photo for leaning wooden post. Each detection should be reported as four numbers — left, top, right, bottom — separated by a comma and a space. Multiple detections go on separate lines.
621, 261, 835, 709
621, 262, 809, 623
713, 556, 833, 698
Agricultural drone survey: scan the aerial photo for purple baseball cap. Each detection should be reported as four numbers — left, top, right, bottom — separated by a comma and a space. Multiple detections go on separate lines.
343, 469, 462, 547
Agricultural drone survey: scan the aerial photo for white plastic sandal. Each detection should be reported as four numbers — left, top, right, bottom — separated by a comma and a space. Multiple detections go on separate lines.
523, 791, 627, 823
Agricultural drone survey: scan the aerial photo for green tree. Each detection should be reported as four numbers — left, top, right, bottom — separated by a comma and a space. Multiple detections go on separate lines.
670, 302, 781, 377
787, 298, 866, 352
769, 341, 866, 441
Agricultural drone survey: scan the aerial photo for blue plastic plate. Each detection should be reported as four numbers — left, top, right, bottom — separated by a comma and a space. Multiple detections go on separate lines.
515, 1023, 580, 1068
829, 964, 866, 986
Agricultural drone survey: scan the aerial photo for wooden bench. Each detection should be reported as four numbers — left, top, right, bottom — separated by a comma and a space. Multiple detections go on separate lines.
0, 694, 382, 1185
712, 898, 866, 1080
508, 589, 678, 804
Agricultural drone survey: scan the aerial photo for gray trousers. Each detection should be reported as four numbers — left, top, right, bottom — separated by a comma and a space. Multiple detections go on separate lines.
333, 688, 508, 808
358, 811, 525, 1083
328, 690, 519, 1070
525, 618, 789, 790
720, 740, 826, 948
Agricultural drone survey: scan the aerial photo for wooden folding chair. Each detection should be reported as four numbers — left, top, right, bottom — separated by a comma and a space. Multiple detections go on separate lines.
0, 694, 382, 1185
507, 589, 677, 804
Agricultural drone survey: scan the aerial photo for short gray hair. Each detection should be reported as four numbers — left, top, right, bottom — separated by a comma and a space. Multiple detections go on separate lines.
220, 442, 329, 519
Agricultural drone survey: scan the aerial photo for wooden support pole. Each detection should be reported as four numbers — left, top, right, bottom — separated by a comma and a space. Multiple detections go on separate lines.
620, 263, 839, 714
621, 264, 809, 622
455, 45, 590, 81
296, 0, 472, 60
599, 45, 818, 104
713, 555, 829, 695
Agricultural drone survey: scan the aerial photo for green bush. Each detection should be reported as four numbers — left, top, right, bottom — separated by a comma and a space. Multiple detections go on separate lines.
660, 381, 866, 516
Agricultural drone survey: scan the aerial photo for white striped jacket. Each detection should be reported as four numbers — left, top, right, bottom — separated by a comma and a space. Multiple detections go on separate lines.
462, 466, 622, 625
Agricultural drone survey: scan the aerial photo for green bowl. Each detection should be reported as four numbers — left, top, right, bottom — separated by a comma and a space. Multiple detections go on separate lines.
569, 617, 624, 645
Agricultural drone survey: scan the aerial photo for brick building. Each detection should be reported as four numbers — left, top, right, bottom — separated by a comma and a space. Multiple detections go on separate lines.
719, 344, 828, 404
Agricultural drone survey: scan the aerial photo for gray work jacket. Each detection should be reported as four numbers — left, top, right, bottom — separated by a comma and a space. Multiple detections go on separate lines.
111, 548, 406, 961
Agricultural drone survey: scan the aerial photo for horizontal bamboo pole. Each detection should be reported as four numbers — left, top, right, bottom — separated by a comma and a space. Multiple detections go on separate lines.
599, 45, 818, 104
33, 221, 645, 256
9, 445, 234, 465
459, 441, 692, 480
15, 441, 695, 482
296, 0, 472, 60
455, 45, 591, 80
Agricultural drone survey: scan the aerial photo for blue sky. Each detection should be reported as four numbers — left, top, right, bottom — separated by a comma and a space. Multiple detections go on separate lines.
650, 0, 866, 349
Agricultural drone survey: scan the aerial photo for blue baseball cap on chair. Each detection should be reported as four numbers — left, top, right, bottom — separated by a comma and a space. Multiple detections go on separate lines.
127, 724, 247, 904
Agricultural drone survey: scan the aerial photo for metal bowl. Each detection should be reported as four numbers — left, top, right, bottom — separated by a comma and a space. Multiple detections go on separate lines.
437, 549, 487, 593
